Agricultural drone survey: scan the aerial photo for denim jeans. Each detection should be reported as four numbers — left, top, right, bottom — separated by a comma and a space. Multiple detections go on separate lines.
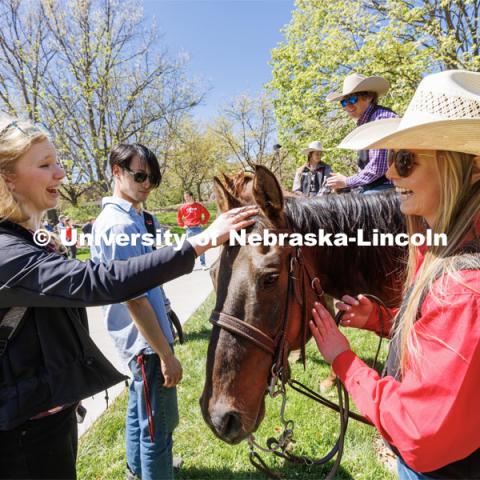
362, 183, 395, 195
186, 226, 206, 266
127, 353, 179, 480
397, 457, 434, 480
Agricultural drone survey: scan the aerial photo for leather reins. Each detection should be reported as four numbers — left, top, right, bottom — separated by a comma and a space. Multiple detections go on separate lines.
209, 236, 358, 479
208, 221, 389, 478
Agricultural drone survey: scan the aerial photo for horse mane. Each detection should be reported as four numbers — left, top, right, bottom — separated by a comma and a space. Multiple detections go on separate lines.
221, 171, 407, 305
284, 191, 405, 237
283, 192, 407, 305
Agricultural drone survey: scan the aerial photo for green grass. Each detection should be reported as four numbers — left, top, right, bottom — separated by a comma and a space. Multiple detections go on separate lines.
77, 247, 90, 261
78, 294, 395, 480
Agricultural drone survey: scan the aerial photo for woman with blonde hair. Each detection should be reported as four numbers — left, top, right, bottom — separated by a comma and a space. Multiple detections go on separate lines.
310, 70, 480, 479
0, 115, 257, 479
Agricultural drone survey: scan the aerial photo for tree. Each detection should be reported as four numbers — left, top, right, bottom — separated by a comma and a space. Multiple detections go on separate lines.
268, 0, 480, 173
0, 0, 55, 120
147, 118, 230, 207
0, 0, 202, 204
211, 94, 291, 174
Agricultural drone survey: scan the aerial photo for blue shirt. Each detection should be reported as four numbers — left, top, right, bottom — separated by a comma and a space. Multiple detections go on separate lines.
90, 196, 173, 366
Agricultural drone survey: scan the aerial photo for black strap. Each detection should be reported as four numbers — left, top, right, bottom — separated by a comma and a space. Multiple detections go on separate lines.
142, 211, 157, 251
0, 306, 28, 357
142, 211, 184, 343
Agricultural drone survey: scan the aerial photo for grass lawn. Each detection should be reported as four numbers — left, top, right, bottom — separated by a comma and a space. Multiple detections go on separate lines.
78, 293, 395, 480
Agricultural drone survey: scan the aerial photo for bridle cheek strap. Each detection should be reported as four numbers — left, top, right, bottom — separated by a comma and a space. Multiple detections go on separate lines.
210, 311, 276, 356
209, 247, 326, 373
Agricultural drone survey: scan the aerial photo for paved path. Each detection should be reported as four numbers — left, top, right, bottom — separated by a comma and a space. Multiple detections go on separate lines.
78, 248, 219, 436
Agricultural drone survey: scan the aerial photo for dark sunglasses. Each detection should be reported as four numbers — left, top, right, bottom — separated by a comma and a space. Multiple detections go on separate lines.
122, 166, 159, 185
387, 150, 417, 177
0, 120, 50, 138
340, 94, 359, 108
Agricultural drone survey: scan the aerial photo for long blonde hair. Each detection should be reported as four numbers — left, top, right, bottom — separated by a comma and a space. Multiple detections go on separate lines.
395, 151, 480, 375
0, 114, 50, 223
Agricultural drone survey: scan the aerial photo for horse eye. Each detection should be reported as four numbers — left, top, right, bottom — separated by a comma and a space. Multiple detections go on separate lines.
262, 273, 279, 288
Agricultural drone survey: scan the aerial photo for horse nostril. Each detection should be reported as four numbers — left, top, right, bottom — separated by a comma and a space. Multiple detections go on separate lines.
221, 411, 242, 440
211, 409, 243, 442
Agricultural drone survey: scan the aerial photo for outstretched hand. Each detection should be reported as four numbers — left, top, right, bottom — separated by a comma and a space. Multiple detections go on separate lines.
187, 206, 258, 256
335, 294, 374, 329
309, 302, 350, 364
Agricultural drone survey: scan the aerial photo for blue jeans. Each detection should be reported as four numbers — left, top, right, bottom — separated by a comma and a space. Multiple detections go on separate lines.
127, 354, 179, 480
186, 226, 206, 266
397, 457, 434, 480
362, 184, 394, 195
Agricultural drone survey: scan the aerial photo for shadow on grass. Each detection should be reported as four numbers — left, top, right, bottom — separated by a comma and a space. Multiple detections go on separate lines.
176, 462, 354, 480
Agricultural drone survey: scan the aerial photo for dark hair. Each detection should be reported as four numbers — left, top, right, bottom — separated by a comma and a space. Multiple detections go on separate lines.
185, 191, 193, 197
109, 143, 162, 188
357, 91, 378, 105
307, 151, 322, 162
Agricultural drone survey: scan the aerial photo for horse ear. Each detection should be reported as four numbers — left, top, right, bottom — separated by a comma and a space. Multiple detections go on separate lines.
253, 165, 284, 222
222, 173, 236, 195
213, 176, 242, 213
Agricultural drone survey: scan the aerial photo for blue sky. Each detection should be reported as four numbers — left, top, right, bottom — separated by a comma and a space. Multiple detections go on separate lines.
143, 0, 295, 122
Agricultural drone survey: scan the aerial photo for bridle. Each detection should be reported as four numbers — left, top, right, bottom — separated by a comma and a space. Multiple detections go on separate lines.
210, 242, 324, 374
209, 235, 372, 479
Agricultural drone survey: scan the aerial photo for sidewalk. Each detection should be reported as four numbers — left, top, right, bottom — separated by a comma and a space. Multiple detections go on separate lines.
78, 248, 219, 436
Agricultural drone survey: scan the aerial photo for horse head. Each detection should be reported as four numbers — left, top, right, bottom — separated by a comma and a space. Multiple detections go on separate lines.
200, 166, 319, 444
200, 165, 407, 445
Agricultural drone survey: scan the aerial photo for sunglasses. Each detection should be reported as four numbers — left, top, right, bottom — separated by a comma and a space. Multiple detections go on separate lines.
122, 166, 159, 185
387, 150, 417, 177
0, 120, 50, 138
340, 94, 359, 108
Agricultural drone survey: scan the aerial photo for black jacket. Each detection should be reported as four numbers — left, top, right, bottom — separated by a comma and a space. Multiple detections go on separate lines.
293, 162, 332, 196
0, 220, 195, 430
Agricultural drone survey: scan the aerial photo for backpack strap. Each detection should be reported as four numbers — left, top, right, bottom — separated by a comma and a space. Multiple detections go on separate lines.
416, 238, 480, 313
0, 306, 28, 357
142, 211, 156, 251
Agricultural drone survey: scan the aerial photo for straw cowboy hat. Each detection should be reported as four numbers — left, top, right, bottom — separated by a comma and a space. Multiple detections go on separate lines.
326, 73, 390, 102
301, 140, 323, 155
338, 70, 480, 156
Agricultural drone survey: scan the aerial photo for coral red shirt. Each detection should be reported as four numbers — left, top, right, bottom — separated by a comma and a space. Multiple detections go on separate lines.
333, 249, 480, 473
177, 202, 210, 227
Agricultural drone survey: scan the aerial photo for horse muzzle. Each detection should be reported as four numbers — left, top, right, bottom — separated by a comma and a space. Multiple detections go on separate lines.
200, 397, 266, 444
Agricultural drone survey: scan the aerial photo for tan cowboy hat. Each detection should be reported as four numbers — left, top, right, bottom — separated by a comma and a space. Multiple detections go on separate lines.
338, 70, 480, 156
301, 140, 323, 155
326, 73, 390, 102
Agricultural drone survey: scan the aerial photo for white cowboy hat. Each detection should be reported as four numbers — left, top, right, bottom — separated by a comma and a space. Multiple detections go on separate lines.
301, 140, 323, 155
326, 73, 390, 102
338, 70, 480, 156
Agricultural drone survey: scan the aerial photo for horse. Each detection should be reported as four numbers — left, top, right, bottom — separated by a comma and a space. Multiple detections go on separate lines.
200, 165, 407, 446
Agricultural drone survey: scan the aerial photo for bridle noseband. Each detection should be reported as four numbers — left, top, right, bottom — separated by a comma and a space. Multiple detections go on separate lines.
209, 243, 325, 379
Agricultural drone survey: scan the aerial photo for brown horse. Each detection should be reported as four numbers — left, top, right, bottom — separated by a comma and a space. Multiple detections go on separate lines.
200, 165, 406, 445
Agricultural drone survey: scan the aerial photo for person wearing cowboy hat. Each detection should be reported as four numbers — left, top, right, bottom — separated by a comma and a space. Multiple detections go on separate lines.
310, 69, 480, 479
325, 73, 398, 194
292, 140, 332, 196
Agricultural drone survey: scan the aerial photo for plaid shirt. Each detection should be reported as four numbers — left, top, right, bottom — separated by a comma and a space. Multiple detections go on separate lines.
346, 103, 398, 188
